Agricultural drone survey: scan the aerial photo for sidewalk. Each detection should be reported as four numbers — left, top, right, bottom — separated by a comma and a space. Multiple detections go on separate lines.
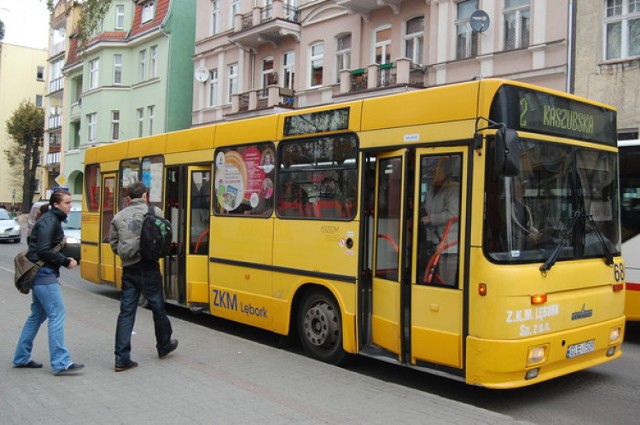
0, 277, 532, 425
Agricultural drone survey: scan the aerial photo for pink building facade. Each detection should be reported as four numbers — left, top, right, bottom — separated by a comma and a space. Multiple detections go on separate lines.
192, 0, 570, 126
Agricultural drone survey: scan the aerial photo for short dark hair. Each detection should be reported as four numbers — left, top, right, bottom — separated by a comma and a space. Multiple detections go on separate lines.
127, 181, 147, 199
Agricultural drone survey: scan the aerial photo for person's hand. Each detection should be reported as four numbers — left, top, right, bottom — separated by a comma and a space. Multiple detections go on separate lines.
66, 258, 78, 269
527, 231, 542, 244
421, 215, 431, 225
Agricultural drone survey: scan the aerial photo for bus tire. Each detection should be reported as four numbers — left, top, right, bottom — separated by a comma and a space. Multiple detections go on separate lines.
298, 288, 346, 365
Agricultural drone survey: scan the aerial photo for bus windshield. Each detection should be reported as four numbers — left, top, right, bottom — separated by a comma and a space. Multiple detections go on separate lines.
484, 138, 621, 263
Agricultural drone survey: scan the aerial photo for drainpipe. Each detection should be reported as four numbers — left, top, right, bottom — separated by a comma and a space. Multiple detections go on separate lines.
566, 0, 576, 94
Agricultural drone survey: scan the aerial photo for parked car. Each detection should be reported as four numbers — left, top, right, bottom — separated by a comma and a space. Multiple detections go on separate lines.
28, 201, 81, 261
0, 208, 21, 243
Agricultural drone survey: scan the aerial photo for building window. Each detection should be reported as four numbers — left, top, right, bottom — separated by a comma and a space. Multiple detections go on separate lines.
115, 4, 125, 29
37, 66, 44, 81
336, 34, 351, 83
111, 110, 120, 141
227, 63, 238, 103
374, 26, 392, 64
456, 0, 478, 59
148, 105, 155, 135
141, 0, 156, 23
87, 113, 97, 143
209, 69, 219, 107
283, 51, 295, 90
150, 45, 158, 77
211, 0, 221, 35
604, 0, 640, 60
504, 0, 530, 50
89, 59, 99, 89
231, 0, 241, 28
36, 95, 43, 107
139, 49, 147, 81
113, 54, 122, 85
309, 42, 324, 87
262, 57, 276, 89
137, 108, 144, 137
405, 17, 424, 64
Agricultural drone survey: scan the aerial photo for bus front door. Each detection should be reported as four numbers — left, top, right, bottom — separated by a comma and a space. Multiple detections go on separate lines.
369, 147, 466, 369
410, 147, 466, 369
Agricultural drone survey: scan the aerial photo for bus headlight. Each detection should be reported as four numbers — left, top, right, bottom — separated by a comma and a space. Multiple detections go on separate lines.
609, 327, 621, 344
527, 345, 547, 366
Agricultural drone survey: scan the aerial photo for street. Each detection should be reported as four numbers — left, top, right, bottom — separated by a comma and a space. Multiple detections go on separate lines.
1, 240, 638, 425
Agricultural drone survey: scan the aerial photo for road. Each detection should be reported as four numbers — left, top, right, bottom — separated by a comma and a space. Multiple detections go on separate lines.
1, 240, 638, 424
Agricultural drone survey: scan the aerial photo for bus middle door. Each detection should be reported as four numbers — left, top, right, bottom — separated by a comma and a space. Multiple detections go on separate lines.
371, 151, 407, 359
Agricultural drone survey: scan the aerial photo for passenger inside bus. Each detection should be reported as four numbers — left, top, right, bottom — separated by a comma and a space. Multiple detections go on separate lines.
419, 155, 460, 286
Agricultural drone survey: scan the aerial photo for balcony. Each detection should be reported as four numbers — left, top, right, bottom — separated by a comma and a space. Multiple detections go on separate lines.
46, 151, 61, 168
49, 77, 64, 94
69, 99, 82, 122
339, 58, 426, 95
337, 0, 406, 18
231, 85, 295, 115
229, 0, 300, 51
48, 114, 62, 130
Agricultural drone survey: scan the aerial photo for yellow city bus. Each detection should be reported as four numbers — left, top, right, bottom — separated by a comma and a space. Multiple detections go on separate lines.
81, 79, 625, 388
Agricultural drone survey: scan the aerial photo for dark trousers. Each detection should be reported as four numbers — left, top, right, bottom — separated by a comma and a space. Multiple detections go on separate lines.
114, 260, 172, 366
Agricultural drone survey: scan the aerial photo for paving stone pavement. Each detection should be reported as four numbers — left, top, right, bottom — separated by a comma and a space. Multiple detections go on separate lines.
0, 271, 534, 425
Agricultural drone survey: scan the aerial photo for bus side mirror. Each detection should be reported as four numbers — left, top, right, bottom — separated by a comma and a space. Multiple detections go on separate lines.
494, 128, 521, 177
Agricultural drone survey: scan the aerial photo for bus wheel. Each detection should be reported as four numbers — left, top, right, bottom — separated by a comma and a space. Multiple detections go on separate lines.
298, 289, 345, 365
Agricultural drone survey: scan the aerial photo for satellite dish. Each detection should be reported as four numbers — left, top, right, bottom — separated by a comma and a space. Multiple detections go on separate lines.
194, 66, 209, 83
470, 10, 490, 33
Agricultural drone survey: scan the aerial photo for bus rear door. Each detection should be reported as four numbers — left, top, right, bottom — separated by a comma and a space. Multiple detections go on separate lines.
185, 166, 211, 308
100, 174, 118, 287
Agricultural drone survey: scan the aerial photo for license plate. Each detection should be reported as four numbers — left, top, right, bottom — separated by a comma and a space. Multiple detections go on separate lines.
566, 339, 595, 358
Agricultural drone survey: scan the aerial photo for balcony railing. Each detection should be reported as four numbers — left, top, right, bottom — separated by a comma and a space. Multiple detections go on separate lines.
232, 86, 295, 115
231, 0, 301, 50
48, 114, 62, 129
340, 58, 426, 94
49, 77, 64, 93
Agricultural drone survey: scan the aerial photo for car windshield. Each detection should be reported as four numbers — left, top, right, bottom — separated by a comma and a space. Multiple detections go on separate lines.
62, 211, 81, 230
0, 210, 13, 220
484, 138, 621, 264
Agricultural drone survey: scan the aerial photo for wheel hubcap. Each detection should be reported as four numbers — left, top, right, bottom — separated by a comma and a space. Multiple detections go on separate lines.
303, 301, 338, 348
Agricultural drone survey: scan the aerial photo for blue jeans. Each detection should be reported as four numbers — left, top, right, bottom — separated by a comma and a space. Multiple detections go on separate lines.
13, 276, 73, 373
114, 260, 173, 366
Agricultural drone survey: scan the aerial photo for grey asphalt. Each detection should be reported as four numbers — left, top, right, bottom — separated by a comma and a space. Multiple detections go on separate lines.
0, 265, 532, 425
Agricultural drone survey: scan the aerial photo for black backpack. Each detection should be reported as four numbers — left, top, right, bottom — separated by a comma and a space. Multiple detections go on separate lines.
140, 205, 172, 261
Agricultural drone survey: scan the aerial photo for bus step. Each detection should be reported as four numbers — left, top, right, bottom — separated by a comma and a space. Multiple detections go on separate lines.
189, 304, 209, 314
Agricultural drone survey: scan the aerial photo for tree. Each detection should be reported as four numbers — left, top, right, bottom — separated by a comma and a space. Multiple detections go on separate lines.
4, 101, 44, 213
76, 0, 112, 47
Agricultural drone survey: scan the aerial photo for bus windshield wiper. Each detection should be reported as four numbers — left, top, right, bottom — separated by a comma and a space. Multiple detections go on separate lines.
540, 210, 583, 273
585, 213, 614, 266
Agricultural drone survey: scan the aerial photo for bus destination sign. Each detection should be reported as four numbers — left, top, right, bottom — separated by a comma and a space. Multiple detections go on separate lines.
490, 85, 617, 146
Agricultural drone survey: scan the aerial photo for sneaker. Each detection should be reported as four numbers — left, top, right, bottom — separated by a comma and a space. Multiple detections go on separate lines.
158, 339, 178, 359
54, 363, 85, 375
14, 360, 43, 369
115, 361, 139, 372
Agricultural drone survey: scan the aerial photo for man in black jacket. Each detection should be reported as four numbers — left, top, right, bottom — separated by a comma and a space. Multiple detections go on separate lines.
13, 190, 84, 375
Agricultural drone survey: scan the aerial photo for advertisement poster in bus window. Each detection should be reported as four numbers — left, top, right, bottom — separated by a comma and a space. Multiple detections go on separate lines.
215, 146, 275, 213
215, 151, 246, 211
142, 161, 163, 203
